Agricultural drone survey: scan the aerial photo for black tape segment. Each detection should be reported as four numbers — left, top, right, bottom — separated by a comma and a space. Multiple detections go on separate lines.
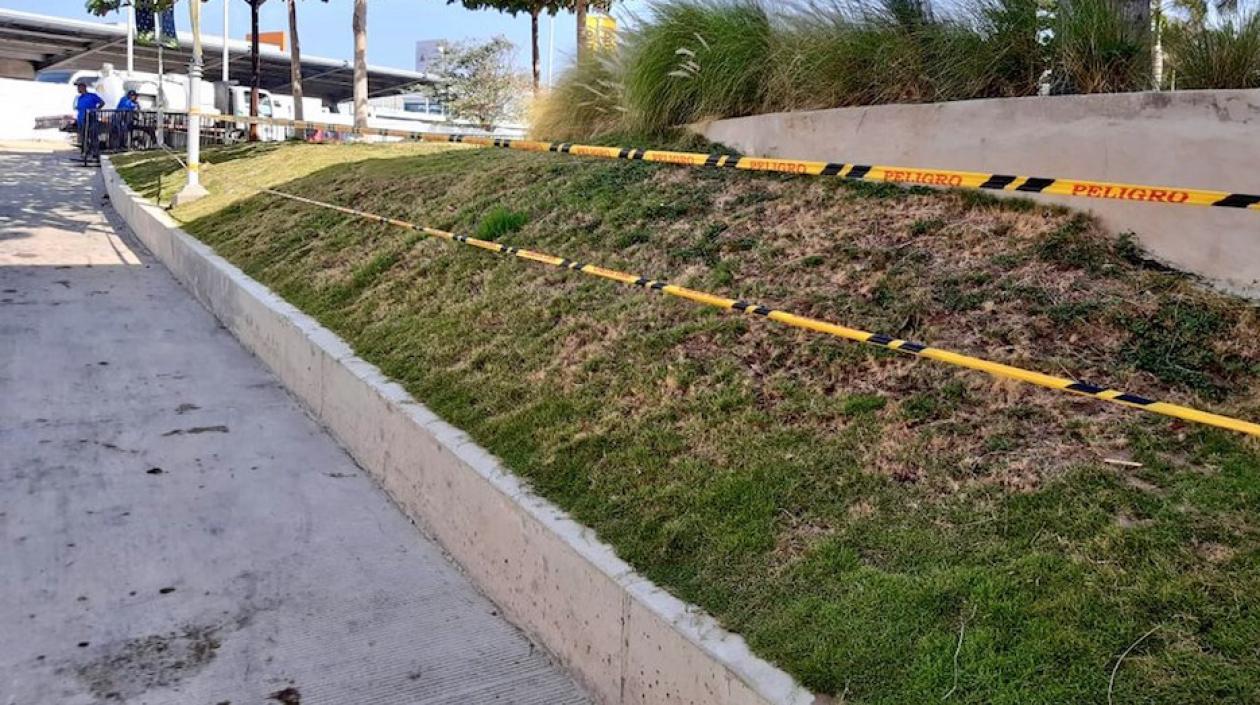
704, 154, 721, 168
722, 157, 741, 168
618, 148, 631, 159
633, 277, 650, 287
898, 341, 927, 353
1016, 177, 1055, 193
631, 149, 646, 160
649, 281, 666, 290
867, 333, 894, 346
560, 144, 573, 153
846, 165, 872, 180
751, 305, 772, 316
731, 300, 752, 312
448, 135, 459, 143
1115, 393, 1155, 406
559, 258, 575, 268
1213, 193, 1260, 208
1066, 382, 1107, 395
549, 142, 561, 152
979, 175, 1018, 190
820, 163, 845, 177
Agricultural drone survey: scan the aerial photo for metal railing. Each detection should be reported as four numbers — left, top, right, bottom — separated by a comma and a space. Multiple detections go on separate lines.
76, 110, 241, 166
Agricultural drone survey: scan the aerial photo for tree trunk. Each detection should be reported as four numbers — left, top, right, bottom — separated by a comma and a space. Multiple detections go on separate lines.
575, 0, 587, 61
352, 0, 368, 130
531, 7, 541, 93
289, 0, 304, 121
250, 0, 261, 141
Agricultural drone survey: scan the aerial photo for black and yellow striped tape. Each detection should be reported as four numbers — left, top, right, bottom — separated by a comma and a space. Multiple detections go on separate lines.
201, 114, 1260, 211
260, 188, 1260, 439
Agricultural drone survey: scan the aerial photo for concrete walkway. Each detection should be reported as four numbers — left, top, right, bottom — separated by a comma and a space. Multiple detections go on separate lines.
0, 148, 590, 705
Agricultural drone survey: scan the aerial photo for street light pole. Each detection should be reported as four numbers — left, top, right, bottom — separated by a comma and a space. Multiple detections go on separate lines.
126, 2, 134, 73
222, 0, 229, 83
156, 12, 164, 147
175, 0, 208, 205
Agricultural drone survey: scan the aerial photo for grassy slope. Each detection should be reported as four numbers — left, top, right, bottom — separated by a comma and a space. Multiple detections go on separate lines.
115, 144, 1260, 704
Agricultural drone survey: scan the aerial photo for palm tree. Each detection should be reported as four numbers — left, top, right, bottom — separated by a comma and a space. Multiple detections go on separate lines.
353, 0, 368, 129
448, 1, 571, 94
246, 0, 266, 141
575, 0, 588, 59
284, 1, 327, 123
288, 0, 304, 121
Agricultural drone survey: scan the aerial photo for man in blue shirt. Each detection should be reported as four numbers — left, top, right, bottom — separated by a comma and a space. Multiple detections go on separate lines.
116, 90, 140, 113
112, 90, 141, 150
73, 82, 104, 130
73, 82, 105, 161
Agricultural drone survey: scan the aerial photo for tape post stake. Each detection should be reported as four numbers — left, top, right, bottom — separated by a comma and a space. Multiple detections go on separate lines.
257, 188, 1260, 439
196, 113, 1260, 212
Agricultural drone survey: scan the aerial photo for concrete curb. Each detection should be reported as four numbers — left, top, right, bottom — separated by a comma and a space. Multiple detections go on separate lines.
100, 158, 817, 705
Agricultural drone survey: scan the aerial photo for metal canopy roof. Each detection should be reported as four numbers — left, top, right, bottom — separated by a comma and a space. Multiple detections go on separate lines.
0, 8, 438, 104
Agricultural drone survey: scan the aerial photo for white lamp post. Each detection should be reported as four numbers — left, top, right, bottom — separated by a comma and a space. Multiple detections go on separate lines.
222, 0, 229, 83
126, 2, 135, 73
175, 0, 208, 204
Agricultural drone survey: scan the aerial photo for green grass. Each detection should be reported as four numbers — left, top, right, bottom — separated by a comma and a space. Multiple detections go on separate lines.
475, 206, 529, 240
115, 143, 1260, 704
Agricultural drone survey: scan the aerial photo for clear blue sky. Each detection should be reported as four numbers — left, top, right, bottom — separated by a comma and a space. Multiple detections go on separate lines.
5, 0, 647, 78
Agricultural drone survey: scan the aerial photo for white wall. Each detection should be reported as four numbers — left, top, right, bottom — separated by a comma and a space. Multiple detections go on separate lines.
0, 78, 75, 142
696, 89, 1260, 297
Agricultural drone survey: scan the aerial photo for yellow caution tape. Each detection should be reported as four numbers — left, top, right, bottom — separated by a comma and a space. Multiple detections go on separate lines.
190, 114, 1260, 211
260, 188, 1260, 438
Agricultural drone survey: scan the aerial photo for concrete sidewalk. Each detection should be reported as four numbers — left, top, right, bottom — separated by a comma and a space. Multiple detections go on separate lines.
0, 148, 590, 705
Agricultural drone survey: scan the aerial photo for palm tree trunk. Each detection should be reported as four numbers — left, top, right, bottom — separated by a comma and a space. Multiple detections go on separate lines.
352, 0, 368, 130
289, 0, 304, 121
575, 0, 587, 61
531, 6, 541, 93
250, 0, 261, 141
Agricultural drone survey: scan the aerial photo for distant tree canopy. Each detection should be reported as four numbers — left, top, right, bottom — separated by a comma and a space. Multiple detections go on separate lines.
86, 0, 178, 16
446, 1, 572, 18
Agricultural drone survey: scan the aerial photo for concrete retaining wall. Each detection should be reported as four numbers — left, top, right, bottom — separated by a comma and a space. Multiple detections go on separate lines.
695, 89, 1260, 297
99, 158, 816, 705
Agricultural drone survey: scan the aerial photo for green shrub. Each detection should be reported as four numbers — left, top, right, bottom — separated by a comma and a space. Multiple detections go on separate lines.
1166, 11, 1260, 89
530, 55, 629, 141
969, 0, 1044, 97
622, 0, 774, 131
526, 0, 1258, 142
1053, 0, 1151, 93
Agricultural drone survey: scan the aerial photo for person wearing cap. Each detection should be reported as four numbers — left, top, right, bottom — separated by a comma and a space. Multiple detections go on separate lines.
112, 90, 141, 150
73, 82, 105, 161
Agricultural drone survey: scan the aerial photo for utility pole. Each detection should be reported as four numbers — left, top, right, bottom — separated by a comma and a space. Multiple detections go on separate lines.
175, 0, 209, 205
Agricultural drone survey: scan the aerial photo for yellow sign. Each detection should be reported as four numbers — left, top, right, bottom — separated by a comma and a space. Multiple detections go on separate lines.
584, 14, 616, 53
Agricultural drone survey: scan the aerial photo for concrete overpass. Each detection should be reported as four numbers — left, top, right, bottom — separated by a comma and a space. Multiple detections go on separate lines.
0, 8, 437, 104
